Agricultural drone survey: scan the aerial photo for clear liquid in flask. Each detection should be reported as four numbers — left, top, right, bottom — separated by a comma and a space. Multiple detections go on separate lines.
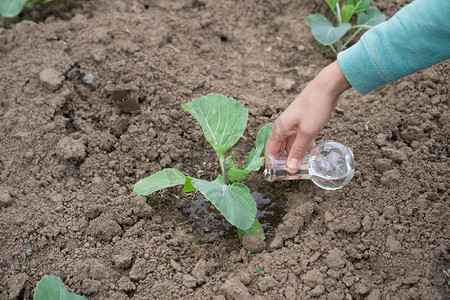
264, 140, 355, 190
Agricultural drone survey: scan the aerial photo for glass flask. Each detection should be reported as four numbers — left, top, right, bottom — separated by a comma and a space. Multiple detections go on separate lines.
264, 140, 355, 190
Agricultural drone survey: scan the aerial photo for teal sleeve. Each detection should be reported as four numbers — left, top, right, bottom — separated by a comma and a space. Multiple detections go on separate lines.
337, 0, 450, 95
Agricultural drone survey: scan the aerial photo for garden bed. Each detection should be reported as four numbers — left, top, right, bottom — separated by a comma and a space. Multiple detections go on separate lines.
0, 0, 448, 299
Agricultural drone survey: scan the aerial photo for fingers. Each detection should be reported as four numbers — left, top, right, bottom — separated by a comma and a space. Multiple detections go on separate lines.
265, 117, 291, 156
286, 130, 315, 171
308, 139, 316, 151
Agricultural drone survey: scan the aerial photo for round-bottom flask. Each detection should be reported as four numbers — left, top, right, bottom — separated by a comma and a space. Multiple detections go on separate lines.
264, 140, 355, 190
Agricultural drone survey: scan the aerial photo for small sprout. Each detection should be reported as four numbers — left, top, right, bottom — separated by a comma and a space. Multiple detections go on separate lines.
344, 258, 348, 263
107, 196, 112, 202
306, 1, 386, 56
247, 251, 255, 257
256, 268, 261, 275
163, 263, 174, 271
191, 241, 196, 246
364, 120, 370, 131
244, 49, 250, 55
443, 269, 450, 286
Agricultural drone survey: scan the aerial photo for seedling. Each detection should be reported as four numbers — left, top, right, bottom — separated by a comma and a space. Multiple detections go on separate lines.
306, 0, 386, 55
33, 276, 86, 300
134, 94, 273, 241
443, 269, 450, 286
256, 268, 261, 275
0, 0, 54, 19
247, 250, 255, 257
164, 263, 174, 271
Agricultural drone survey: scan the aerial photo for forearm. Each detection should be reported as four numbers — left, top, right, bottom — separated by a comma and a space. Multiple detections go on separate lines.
315, 61, 351, 98
338, 0, 450, 94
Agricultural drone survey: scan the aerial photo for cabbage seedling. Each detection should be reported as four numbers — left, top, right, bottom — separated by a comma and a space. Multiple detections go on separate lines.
134, 94, 274, 240
306, 0, 386, 55
33, 276, 86, 300
0, 0, 54, 19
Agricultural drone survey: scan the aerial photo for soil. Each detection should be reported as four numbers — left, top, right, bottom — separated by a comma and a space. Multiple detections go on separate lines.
0, 0, 448, 299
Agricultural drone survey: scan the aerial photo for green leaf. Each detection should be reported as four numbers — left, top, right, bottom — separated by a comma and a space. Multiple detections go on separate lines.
182, 94, 248, 157
133, 168, 186, 196
227, 143, 265, 184
182, 177, 197, 193
192, 175, 257, 230
34, 276, 87, 300
228, 168, 252, 183
223, 154, 235, 173
341, 4, 356, 23
237, 218, 265, 241
325, 0, 339, 11
255, 123, 274, 156
0, 0, 27, 18
244, 144, 265, 170
357, 8, 386, 27
350, 0, 370, 13
311, 17, 351, 45
306, 14, 324, 27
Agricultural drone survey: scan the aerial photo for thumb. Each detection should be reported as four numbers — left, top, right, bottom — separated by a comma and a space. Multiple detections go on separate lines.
286, 132, 314, 170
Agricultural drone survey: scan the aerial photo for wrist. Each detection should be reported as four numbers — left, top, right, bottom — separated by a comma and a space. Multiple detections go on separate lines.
315, 61, 351, 97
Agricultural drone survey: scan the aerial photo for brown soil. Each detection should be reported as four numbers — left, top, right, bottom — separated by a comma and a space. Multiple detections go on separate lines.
0, 0, 448, 299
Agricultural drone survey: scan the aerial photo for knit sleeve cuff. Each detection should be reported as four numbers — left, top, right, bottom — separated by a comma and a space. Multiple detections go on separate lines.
337, 39, 388, 95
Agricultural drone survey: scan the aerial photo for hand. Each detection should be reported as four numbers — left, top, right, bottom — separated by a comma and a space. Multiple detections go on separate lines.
265, 61, 351, 171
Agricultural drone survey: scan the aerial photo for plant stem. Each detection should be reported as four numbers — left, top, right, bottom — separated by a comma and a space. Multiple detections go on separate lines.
219, 155, 227, 184
336, 2, 343, 25
342, 27, 363, 49
351, 25, 372, 30
329, 44, 338, 56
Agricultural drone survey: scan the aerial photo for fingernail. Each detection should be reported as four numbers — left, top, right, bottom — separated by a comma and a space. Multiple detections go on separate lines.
287, 158, 299, 170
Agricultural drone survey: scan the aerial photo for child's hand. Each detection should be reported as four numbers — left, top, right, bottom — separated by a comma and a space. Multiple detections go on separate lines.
265, 61, 351, 171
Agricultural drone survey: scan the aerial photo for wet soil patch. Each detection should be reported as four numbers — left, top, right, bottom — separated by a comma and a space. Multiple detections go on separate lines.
184, 191, 285, 239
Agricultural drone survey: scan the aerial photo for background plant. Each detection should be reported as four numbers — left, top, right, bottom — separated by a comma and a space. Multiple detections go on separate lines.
0, 0, 54, 19
134, 94, 273, 240
306, 0, 386, 56
33, 276, 86, 300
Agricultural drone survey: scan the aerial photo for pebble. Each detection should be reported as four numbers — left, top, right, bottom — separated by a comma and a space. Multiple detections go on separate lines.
84, 74, 94, 85
25, 246, 32, 256
93, 52, 104, 62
